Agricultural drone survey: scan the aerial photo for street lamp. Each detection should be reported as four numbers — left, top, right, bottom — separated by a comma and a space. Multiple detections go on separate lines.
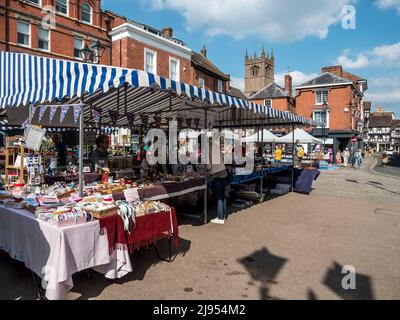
322, 102, 328, 152
80, 40, 105, 63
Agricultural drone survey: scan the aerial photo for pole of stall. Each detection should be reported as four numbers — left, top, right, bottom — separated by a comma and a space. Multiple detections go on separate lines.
260, 117, 264, 202
79, 103, 85, 197
291, 125, 295, 192
203, 109, 208, 225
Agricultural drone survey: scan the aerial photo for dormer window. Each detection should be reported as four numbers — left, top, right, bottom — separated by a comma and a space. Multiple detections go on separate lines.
81, 3, 92, 24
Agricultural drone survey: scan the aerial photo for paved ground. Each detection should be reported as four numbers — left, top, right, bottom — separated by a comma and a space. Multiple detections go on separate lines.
373, 154, 400, 178
1, 156, 399, 300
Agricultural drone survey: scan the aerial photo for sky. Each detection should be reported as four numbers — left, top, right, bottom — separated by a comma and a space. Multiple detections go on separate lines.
102, 0, 400, 115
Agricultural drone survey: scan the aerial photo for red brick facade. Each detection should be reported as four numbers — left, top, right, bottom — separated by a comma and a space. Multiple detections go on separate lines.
111, 37, 193, 84
295, 85, 362, 131
252, 97, 295, 113
0, 0, 113, 64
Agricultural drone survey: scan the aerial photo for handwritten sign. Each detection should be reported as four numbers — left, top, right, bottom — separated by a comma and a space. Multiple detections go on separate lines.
24, 125, 46, 151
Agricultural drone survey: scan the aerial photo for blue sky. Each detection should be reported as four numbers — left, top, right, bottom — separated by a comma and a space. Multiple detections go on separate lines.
103, 0, 400, 115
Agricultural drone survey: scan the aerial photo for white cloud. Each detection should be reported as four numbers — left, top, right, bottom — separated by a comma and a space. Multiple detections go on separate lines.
336, 54, 370, 69
230, 77, 245, 91
275, 71, 319, 87
335, 42, 400, 69
365, 89, 400, 104
374, 0, 400, 13
147, 0, 355, 42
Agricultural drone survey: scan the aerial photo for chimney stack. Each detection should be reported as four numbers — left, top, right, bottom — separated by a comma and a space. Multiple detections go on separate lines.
321, 65, 343, 77
161, 27, 173, 38
201, 45, 207, 58
284, 74, 293, 98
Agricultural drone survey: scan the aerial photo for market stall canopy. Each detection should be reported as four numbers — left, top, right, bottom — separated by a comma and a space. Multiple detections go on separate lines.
275, 128, 323, 144
242, 129, 278, 142
0, 51, 317, 128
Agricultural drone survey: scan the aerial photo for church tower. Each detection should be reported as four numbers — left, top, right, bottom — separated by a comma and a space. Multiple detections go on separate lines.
244, 46, 275, 97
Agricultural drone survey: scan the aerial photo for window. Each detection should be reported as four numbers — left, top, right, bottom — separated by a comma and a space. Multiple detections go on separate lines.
74, 37, 84, 59
38, 27, 49, 51
81, 3, 92, 24
264, 99, 272, 108
169, 57, 180, 81
56, 0, 68, 15
145, 49, 157, 74
26, 0, 41, 6
199, 77, 205, 88
316, 90, 328, 105
217, 79, 223, 93
313, 110, 329, 128
17, 21, 30, 47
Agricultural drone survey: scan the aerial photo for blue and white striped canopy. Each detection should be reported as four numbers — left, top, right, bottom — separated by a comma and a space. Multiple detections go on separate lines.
0, 51, 316, 126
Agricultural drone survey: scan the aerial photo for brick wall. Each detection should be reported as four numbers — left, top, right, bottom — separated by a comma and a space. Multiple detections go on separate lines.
296, 85, 362, 131
112, 37, 192, 83
1, 0, 112, 64
252, 97, 296, 113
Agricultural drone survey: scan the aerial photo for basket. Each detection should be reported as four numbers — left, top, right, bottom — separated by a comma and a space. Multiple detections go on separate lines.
86, 206, 118, 219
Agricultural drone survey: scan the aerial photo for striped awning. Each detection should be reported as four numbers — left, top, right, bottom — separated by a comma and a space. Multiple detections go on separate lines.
0, 51, 317, 127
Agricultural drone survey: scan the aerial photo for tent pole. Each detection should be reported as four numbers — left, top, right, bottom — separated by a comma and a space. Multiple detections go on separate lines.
79, 101, 85, 197
291, 125, 295, 193
203, 109, 208, 225
260, 117, 264, 202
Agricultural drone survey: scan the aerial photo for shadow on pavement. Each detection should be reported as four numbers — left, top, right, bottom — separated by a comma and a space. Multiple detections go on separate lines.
71, 237, 192, 300
323, 261, 375, 300
238, 247, 288, 300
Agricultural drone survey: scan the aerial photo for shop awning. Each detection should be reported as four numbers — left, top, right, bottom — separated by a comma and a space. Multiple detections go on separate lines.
0, 51, 317, 127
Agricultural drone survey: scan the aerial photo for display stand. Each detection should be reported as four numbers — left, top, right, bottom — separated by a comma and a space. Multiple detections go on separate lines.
4, 136, 35, 186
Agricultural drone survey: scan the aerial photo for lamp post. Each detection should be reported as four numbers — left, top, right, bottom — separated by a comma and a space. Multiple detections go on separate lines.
80, 40, 106, 64
322, 102, 328, 155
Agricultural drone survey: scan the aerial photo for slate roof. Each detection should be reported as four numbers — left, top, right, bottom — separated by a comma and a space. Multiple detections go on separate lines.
250, 82, 289, 99
296, 72, 353, 87
227, 87, 248, 100
191, 52, 229, 81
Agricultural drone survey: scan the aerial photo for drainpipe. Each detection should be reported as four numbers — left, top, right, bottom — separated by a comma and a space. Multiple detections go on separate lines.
5, 0, 10, 52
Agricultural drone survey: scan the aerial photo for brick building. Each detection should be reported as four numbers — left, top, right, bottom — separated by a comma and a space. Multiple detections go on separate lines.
249, 74, 296, 113
0, 0, 114, 64
295, 65, 368, 157
109, 15, 230, 93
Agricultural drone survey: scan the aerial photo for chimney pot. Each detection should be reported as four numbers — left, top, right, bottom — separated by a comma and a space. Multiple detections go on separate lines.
201, 45, 207, 58
284, 74, 293, 98
161, 27, 173, 38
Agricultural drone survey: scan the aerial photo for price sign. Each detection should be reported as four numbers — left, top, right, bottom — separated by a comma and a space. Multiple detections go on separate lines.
24, 125, 46, 151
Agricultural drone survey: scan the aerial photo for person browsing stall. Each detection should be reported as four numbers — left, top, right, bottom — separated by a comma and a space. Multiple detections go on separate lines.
90, 135, 110, 171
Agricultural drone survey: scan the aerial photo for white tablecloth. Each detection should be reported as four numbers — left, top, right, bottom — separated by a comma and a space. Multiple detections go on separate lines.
0, 206, 133, 300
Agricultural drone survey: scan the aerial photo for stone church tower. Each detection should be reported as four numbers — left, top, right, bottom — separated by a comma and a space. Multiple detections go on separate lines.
244, 46, 275, 97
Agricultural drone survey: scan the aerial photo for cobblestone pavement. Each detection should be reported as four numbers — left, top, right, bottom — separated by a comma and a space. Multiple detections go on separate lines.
1, 157, 399, 300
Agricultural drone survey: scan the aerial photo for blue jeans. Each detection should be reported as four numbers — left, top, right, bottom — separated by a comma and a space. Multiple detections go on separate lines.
210, 177, 229, 220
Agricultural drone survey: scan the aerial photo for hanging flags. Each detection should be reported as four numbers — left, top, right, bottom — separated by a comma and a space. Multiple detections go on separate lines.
22, 105, 36, 129
73, 104, 82, 124
38, 105, 47, 122
60, 105, 69, 123
92, 107, 101, 124
49, 105, 57, 123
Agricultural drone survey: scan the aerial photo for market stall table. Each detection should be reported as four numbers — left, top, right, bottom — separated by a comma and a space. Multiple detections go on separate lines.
113, 178, 206, 201
0, 206, 132, 300
44, 173, 102, 185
